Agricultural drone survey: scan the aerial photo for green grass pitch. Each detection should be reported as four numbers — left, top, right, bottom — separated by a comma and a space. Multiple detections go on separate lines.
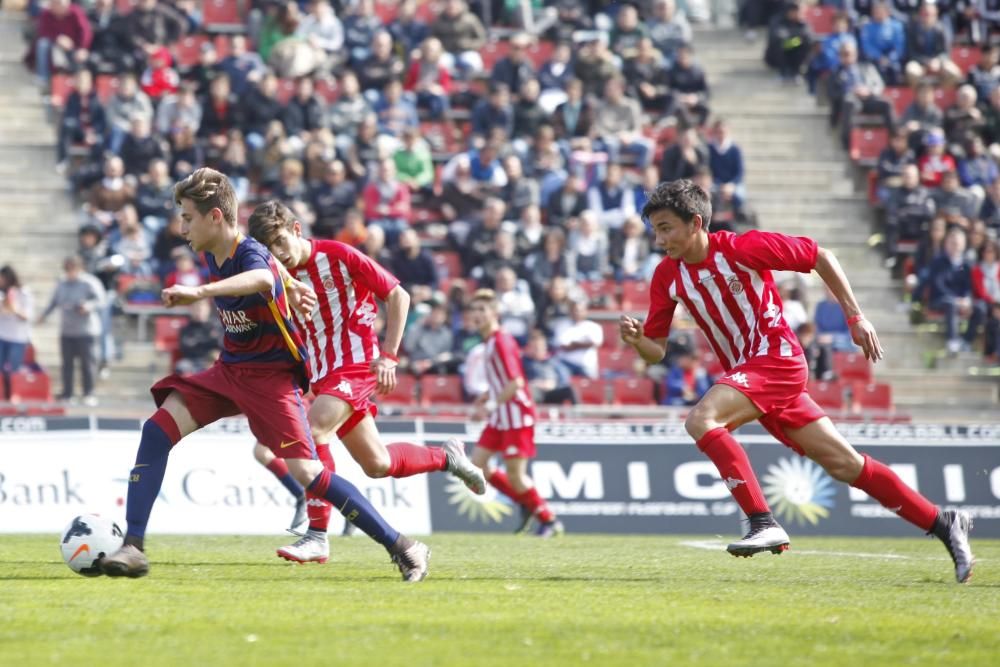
2, 534, 998, 666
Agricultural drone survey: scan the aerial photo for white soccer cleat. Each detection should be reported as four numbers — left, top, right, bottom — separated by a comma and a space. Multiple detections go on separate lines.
390, 539, 431, 582
727, 522, 791, 558
935, 510, 975, 584
276, 530, 329, 564
443, 437, 486, 495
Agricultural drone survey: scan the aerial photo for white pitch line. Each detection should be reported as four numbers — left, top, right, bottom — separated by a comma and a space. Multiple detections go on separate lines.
679, 539, 960, 562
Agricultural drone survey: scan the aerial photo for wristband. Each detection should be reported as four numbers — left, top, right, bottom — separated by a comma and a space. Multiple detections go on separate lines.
847, 314, 865, 326
381, 351, 399, 363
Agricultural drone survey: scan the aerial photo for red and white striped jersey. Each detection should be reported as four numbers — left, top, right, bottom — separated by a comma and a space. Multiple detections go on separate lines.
483, 328, 536, 430
644, 230, 819, 372
290, 239, 399, 383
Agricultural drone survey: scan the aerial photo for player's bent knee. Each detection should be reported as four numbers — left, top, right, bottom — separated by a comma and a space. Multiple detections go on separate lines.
684, 408, 716, 441
817, 453, 863, 483
287, 458, 324, 487
252, 443, 272, 465
359, 455, 391, 478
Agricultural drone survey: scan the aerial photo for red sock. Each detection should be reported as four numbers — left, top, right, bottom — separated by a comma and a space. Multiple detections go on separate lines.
851, 454, 938, 531
517, 486, 555, 523
697, 427, 770, 515
315, 442, 335, 471
487, 469, 520, 500
309, 443, 334, 532
385, 442, 448, 477
265, 458, 289, 478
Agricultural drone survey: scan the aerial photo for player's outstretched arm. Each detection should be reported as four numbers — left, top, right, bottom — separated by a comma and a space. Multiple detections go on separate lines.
813, 246, 884, 362
162, 269, 274, 307
620, 315, 668, 364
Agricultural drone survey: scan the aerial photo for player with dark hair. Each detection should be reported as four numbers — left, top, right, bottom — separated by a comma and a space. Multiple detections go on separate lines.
247, 200, 485, 564
466, 288, 563, 537
99, 169, 431, 582
620, 179, 974, 583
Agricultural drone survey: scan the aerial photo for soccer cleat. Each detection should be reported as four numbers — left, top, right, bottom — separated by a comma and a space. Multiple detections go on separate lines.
727, 518, 790, 558
276, 530, 330, 564
513, 505, 535, 535
290, 495, 308, 532
534, 519, 565, 538
390, 539, 431, 582
100, 544, 150, 578
933, 510, 975, 584
443, 437, 486, 495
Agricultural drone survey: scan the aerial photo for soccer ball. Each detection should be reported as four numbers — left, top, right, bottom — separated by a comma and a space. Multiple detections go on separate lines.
59, 514, 124, 577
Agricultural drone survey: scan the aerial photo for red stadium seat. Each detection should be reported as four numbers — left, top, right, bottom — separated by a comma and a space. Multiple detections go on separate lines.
700, 351, 725, 378
154, 316, 188, 353
9, 370, 53, 403
598, 320, 623, 349
852, 382, 893, 415
525, 40, 555, 69
620, 280, 651, 310
933, 86, 957, 110
612, 377, 655, 405
578, 279, 612, 305
803, 5, 837, 36
49, 73, 73, 109
431, 251, 463, 279
95, 74, 119, 104
598, 348, 634, 376
202, 0, 245, 32
116, 0, 134, 15
173, 35, 210, 69
807, 380, 845, 411
849, 127, 889, 167
419, 374, 464, 405
275, 78, 296, 105
833, 351, 873, 383
883, 86, 915, 117
314, 77, 339, 104
867, 169, 880, 205
950, 46, 981, 75
570, 376, 607, 404
420, 120, 462, 156
374, 0, 399, 23
479, 41, 511, 72
379, 373, 417, 406
23, 343, 37, 369
414, 0, 436, 23
213, 34, 233, 60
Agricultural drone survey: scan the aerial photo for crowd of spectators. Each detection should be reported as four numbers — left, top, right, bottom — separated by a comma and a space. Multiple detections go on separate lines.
7, 0, 898, 409
758, 0, 1000, 363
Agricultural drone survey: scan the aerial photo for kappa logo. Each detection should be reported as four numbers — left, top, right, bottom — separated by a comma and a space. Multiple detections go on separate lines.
725, 372, 750, 388
723, 477, 746, 491
355, 302, 377, 327
335, 380, 353, 397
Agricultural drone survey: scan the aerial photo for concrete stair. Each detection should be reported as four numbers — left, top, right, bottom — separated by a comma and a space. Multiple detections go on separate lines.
693, 26, 1000, 419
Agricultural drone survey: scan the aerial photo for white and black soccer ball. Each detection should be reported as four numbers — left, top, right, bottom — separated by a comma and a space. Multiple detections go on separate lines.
60, 514, 124, 577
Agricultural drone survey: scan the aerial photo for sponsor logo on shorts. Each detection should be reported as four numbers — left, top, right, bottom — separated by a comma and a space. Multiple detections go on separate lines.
335, 380, 353, 397
724, 372, 750, 388
280, 440, 300, 449
505, 445, 520, 457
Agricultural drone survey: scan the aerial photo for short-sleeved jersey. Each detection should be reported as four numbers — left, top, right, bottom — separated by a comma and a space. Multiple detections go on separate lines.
483, 328, 536, 430
289, 239, 400, 383
204, 234, 307, 368
644, 230, 819, 372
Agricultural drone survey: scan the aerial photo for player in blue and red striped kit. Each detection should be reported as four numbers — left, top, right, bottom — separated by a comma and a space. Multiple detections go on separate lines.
100, 168, 429, 581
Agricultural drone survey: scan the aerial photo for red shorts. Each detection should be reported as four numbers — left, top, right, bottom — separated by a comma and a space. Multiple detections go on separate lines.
478, 425, 536, 459
311, 363, 379, 438
715, 354, 826, 456
151, 362, 316, 460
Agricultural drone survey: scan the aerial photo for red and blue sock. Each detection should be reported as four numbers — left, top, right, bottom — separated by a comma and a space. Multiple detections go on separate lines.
308, 469, 399, 547
125, 409, 182, 540
265, 458, 305, 500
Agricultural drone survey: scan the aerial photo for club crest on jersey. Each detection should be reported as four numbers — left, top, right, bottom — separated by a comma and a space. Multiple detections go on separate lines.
727, 276, 743, 294
322, 276, 336, 291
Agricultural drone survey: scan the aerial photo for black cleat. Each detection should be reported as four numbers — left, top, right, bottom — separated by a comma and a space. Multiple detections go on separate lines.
932, 510, 975, 583
513, 505, 535, 535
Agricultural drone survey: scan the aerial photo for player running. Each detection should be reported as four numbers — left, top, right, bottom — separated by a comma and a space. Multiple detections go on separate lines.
466, 289, 563, 537
620, 179, 974, 583
99, 169, 430, 582
247, 201, 485, 564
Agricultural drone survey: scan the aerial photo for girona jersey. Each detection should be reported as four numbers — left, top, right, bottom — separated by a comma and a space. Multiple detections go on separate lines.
204, 234, 306, 369
290, 239, 399, 383
484, 328, 536, 430
644, 230, 819, 372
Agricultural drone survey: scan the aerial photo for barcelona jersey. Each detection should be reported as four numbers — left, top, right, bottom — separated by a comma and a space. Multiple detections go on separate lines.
203, 234, 307, 369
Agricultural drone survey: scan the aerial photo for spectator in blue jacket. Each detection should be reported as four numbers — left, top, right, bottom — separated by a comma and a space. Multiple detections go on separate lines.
860, 2, 906, 85
806, 11, 856, 94
708, 118, 745, 205
928, 227, 987, 353
663, 347, 713, 406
